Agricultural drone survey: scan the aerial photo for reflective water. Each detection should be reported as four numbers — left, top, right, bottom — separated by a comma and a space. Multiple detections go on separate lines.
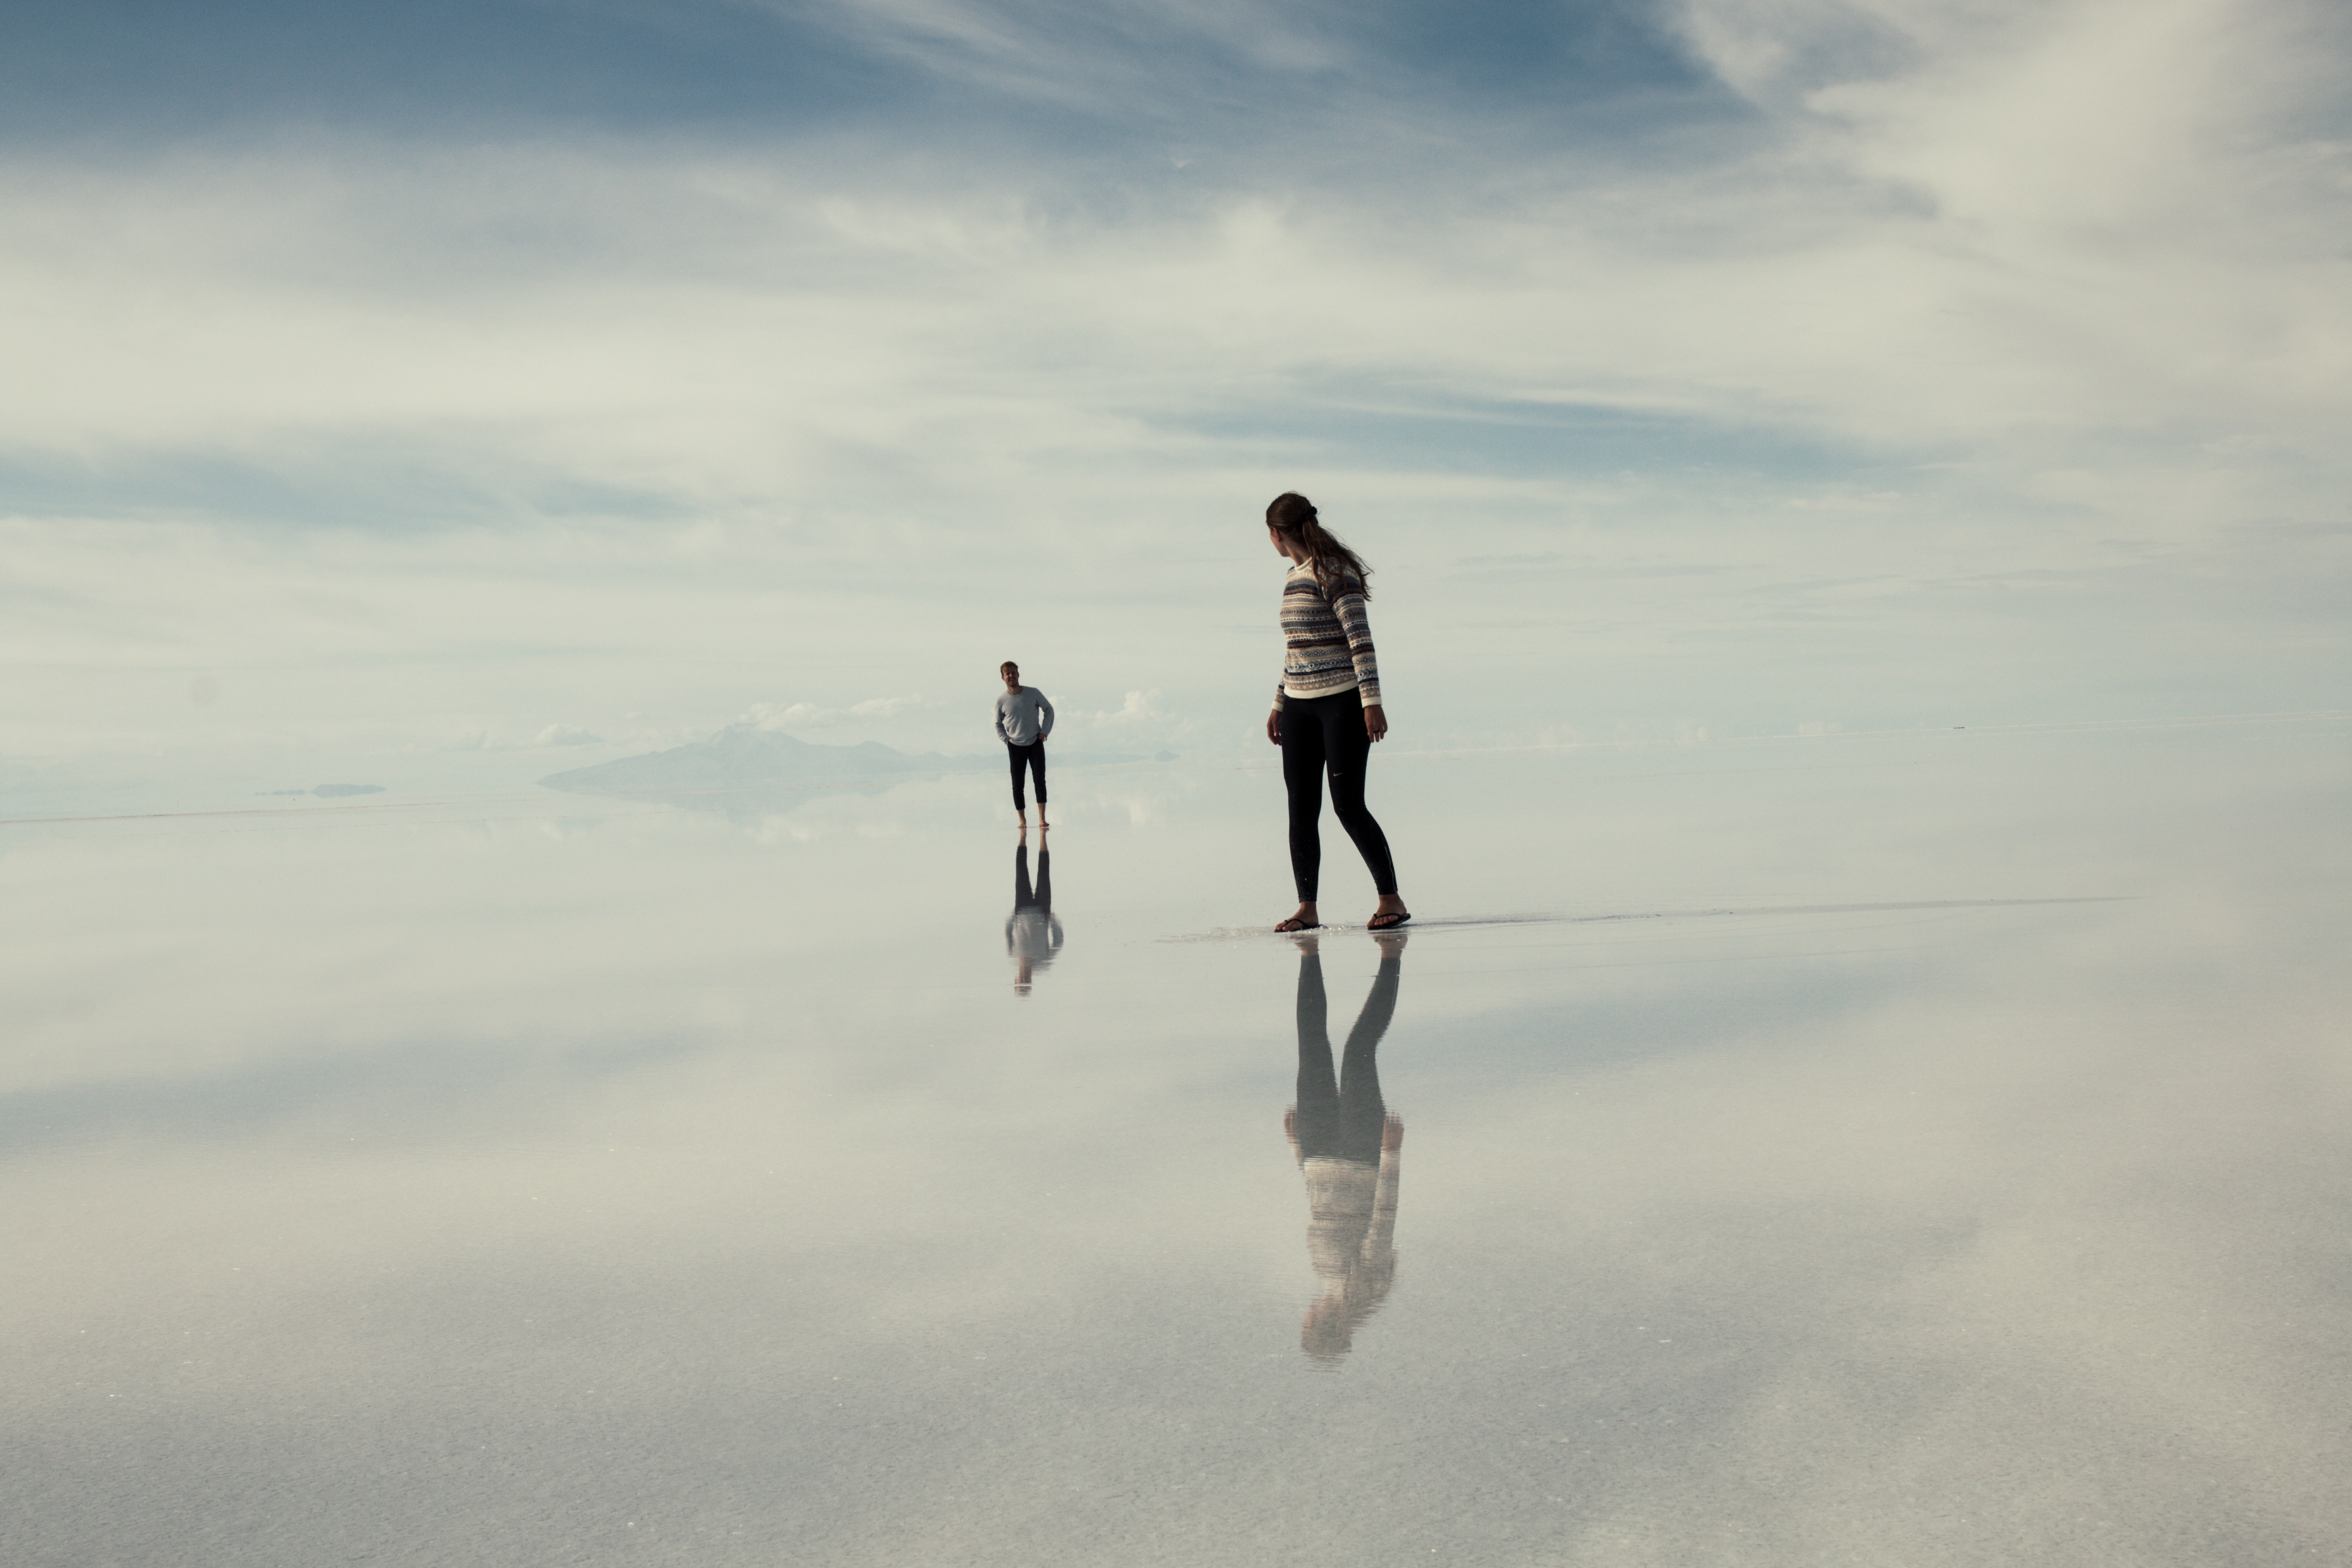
6, 720, 2348, 1565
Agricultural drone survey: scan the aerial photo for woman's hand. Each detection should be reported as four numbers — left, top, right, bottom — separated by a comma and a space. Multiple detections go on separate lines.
1364, 703, 1388, 742
1267, 708, 1283, 745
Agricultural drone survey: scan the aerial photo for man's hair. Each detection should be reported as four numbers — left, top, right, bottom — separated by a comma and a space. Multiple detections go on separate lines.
1001, 661, 1018, 673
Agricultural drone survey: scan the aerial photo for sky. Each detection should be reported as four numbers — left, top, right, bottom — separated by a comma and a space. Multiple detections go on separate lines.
2, 0, 2346, 805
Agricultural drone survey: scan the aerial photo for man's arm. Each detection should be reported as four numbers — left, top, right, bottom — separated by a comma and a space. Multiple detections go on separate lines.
993, 695, 1009, 742
1037, 692, 1054, 740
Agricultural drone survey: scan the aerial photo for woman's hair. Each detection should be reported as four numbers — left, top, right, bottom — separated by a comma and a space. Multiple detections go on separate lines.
1266, 493, 1372, 601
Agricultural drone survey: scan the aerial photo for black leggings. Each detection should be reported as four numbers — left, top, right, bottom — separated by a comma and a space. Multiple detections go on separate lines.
1007, 741, 1047, 810
1280, 689, 1396, 903
1292, 946, 1399, 1164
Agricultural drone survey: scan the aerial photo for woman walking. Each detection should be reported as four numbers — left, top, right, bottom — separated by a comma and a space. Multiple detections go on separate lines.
1263, 493, 1409, 932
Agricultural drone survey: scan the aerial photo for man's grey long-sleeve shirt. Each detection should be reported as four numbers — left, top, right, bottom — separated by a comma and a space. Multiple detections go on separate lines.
995, 687, 1054, 747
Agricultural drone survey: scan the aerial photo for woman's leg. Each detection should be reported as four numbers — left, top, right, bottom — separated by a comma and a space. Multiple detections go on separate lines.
1316, 695, 1398, 896
1280, 703, 1330, 903
1335, 943, 1400, 1162
1291, 948, 1341, 1157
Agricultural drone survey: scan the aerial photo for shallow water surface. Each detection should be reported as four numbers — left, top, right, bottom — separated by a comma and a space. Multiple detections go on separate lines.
5, 722, 2348, 1565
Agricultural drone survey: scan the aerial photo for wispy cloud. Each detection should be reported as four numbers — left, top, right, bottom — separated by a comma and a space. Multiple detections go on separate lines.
790, 0, 1355, 108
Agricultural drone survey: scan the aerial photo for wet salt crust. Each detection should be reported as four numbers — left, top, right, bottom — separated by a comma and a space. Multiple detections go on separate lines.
3, 720, 2347, 1566
1162, 896, 2129, 942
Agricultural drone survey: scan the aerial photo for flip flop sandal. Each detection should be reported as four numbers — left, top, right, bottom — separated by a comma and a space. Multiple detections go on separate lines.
1366, 911, 1412, 930
1274, 917, 1323, 932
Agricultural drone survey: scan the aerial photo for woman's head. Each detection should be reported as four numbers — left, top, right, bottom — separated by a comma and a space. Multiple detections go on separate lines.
1265, 492, 1372, 600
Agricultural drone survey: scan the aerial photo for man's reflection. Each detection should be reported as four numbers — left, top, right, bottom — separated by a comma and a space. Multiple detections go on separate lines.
1283, 931, 1404, 1360
1006, 835, 1063, 995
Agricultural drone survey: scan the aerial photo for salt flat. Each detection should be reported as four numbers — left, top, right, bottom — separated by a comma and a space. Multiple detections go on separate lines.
3, 718, 2346, 1566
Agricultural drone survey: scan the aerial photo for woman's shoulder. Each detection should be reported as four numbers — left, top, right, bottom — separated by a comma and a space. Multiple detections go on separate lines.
1286, 559, 1362, 589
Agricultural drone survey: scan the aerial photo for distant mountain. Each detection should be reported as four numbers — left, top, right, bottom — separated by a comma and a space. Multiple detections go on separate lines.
540, 727, 991, 801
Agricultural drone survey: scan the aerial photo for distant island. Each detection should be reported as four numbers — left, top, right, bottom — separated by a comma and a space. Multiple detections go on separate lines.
539, 726, 1165, 805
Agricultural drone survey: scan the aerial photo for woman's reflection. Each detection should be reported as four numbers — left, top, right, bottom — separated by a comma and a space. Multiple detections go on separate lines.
1283, 930, 1405, 1360
1006, 836, 1063, 995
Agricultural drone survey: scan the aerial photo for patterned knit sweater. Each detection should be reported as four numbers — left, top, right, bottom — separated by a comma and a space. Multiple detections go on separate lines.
1275, 557, 1383, 709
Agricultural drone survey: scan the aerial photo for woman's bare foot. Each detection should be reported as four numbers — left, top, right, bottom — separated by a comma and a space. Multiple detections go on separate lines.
1274, 901, 1320, 932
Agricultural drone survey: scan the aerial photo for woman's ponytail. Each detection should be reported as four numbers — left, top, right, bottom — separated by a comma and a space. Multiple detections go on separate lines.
1265, 492, 1373, 601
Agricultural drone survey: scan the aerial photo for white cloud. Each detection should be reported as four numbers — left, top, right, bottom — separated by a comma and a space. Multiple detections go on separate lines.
741, 702, 834, 730
1098, 690, 1164, 725
446, 724, 608, 752
739, 695, 930, 731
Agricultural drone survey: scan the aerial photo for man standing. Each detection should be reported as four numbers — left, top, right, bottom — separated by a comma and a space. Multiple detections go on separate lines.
995, 660, 1054, 829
